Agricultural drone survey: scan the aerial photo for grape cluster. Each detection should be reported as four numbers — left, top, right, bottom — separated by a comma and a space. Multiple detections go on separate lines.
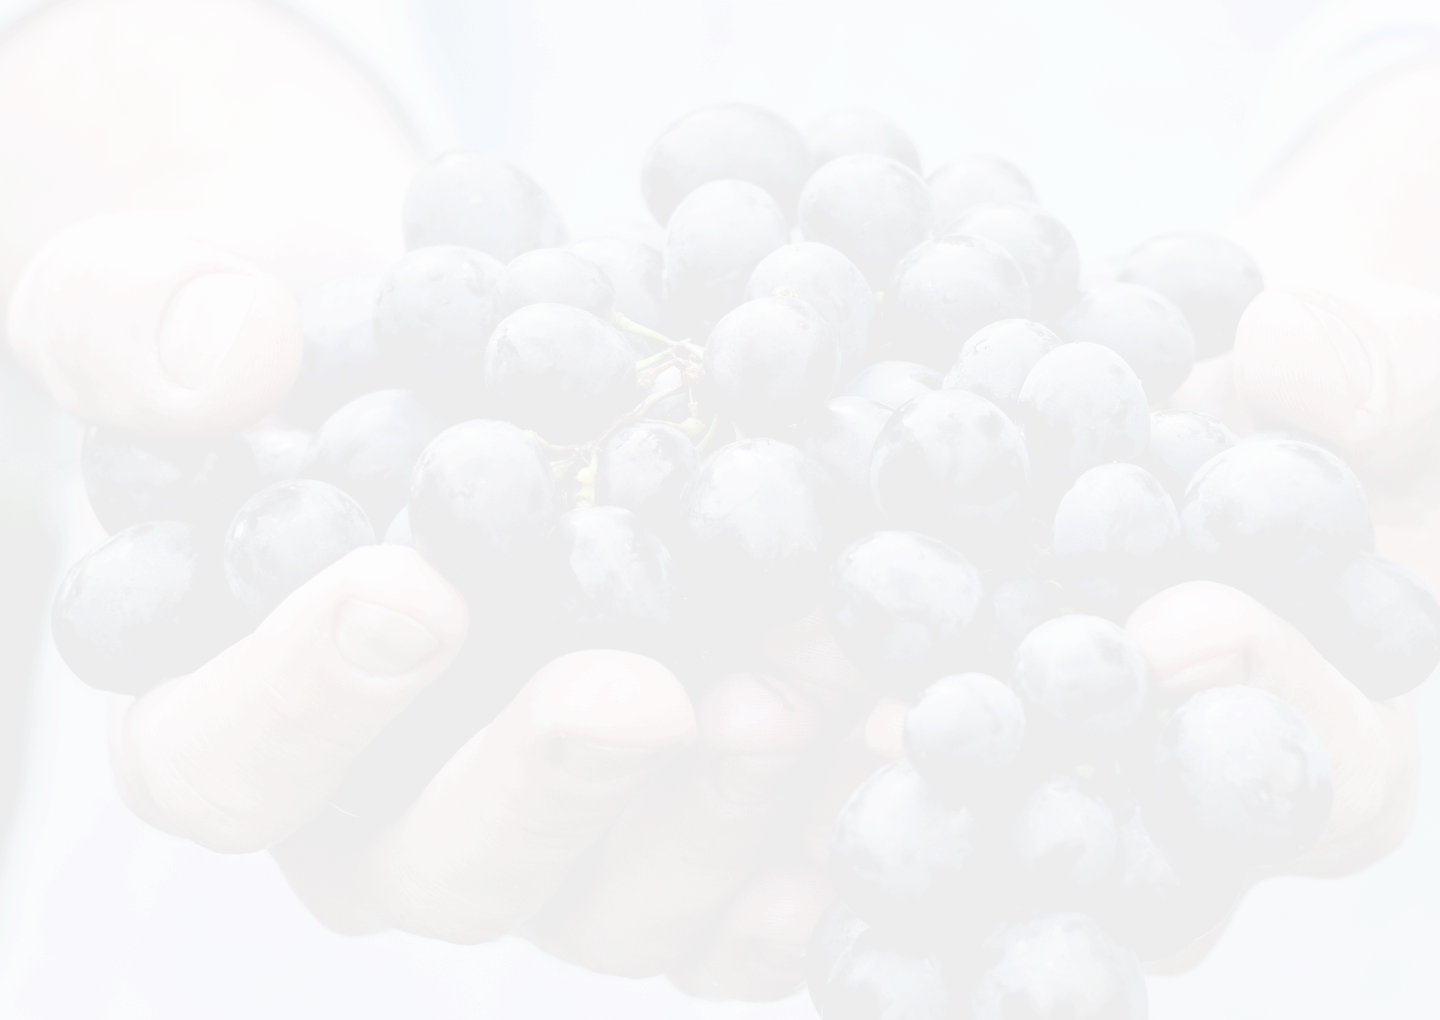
49, 103, 1440, 1017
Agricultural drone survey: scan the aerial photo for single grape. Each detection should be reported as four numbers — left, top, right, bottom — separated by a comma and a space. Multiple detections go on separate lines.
842, 360, 941, 409
972, 914, 1147, 1020
408, 420, 556, 591
493, 248, 616, 321
943, 319, 1063, 419
403, 151, 565, 261
1182, 437, 1373, 600
1052, 282, 1196, 399
703, 295, 840, 436
484, 303, 639, 445
567, 237, 666, 330
884, 236, 1031, 369
303, 389, 446, 531
594, 422, 701, 536
1142, 408, 1235, 500
1011, 615, 1147, 741
807, 107, 921, 173
223, 480, 374, 620
745, 241, 876, 374
826, 530, 984, 694
947, 202, 1079, 319
985, 572, 1064, 672
1150, 684, 1332, 867
1010, 775, 1118, 905
280, 270, 387, 426
244, 422, 312, 485
52, 521, 249, 695
803, 395, 892, 529
638, 364, 691, 423
798, 153, 934, 287
928, 153, 1038, 228
805, 899, 870, 1013
373, 245, 505, 420
869, 389, 1030, 559
1116, 232, 1264, 359
81, 425, 260, 537
664, 179, 789, 340
823, 928, 954, 1020
904, 673, 1026, 797
641, 103, 810, 225
1051, 463, 1181, 621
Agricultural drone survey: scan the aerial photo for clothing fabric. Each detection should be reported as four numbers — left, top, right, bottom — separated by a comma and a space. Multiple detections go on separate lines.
0, 3, 1437, 1019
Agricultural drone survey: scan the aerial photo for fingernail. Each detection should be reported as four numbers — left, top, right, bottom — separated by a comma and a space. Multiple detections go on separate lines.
158, 273, 257, 389
1303, 302, 1372, 402
555, 739, 659, 781
754, 939, 812, 973
334, 600, 439, 675
714, 755, 794, 804
1157, 648, 1249, 688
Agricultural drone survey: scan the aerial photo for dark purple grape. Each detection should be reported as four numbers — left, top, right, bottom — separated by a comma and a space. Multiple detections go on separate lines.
409, 420, 556, 591
1289, 552, 1440, 700
745, 241, 875, 374
1116, 232, 1264, 359
947, 202, 1079, 319
1181, 437, 1373, 599
81, 426, 260, 538
1009, 775, 1117, 906
807, 107, 921, 173
798, 154, 934, 287
972, 914, 1147, 1020
1011, 615, 1147, 741
403, 151, 566, 261
595, 422, 700, 535
568, 237, 665, 329
373, 245, 504, 420
803, 395, 891, 526
678, 438, 839, 627
52, 521, 248, 695
829, 760, 989, 931
483, 303, 639, 444
223, 480, 374, 620
986, 572, 1064, 670
1150, 684, 1332, 867
943, 318, 1063, 418
884, 236, 1030, 369
384, 506, 412, 547
823, 929, 953, 1020
664, 179, 789, 340
1142, 408, 1235, 500
1052, 283, 1196, 399
868, 389, 1030, 559
905, 673, 1026, 797
1052, 463, 1181, 621
703, 295, 840, 436
842, 360, 940, 409
928, 154, 1038, 228
303, 389, 445, 531
493, 248, 616, 320
543, 506, 675, 657
806, 899, 869, 1013
244, 422, 312, 485
641, 103, 810, 225
1101, 807, 1247, 961
1015, 342, 1150, 496
826, 530, 984, 694
280, 270, 387, 426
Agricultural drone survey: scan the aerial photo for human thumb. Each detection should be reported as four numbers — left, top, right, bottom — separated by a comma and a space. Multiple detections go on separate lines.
7, 213, 388, 435
1233, 283, 1440, 475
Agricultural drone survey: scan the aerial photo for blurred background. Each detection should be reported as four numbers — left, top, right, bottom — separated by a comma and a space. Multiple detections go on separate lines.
0, 1, 1436, 1017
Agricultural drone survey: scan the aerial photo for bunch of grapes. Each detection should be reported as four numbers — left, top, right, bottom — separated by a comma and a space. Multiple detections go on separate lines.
49, 104, 1440, 1018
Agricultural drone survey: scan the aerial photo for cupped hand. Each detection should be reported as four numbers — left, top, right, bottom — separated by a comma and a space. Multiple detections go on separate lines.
13, 209, 868, 1002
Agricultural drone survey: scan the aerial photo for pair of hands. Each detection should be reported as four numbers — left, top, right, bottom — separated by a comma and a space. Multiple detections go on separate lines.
8, 208, 1432, 1001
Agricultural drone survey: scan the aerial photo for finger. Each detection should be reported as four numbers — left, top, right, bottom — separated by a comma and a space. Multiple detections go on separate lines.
1126, 581, 1419, 874
356, 650, 696, 945
532, 671, 823, 976
668, 866, 833, 1002
110, 544, 468, 853
760, 608, 871, 712
1167, 351, 1257, 436
1233, 283, 1440, 474
8, 210, 303, 435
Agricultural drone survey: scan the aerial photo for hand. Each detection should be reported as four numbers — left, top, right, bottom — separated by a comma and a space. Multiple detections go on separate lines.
13, 209, 870, 1002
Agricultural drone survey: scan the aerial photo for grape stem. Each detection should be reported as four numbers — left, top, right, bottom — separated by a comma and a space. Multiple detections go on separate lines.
617, 311, 704, 358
